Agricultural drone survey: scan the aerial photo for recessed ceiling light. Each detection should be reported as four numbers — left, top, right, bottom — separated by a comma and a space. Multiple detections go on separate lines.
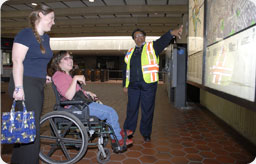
31, 3, 37, 6
89, 0, 94, 2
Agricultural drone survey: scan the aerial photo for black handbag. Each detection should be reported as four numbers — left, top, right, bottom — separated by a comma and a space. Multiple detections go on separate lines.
72, 90, 93, 106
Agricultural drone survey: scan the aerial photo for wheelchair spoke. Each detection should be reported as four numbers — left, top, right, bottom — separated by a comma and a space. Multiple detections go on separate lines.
61, 122, 73, 137
47, 145, 58, 157
60, 141, 71, 160
61, 137, 83, 144
49, 118, 61, 137
40, 135, 58, 141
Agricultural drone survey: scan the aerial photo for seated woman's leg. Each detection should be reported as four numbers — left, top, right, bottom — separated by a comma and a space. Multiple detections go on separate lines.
88, 102, 122, 140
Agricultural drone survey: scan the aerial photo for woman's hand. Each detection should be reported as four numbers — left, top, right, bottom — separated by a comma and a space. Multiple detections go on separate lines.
171, 25, 183, 39
13, 87, 25, 100
123, 87, 128, 93
87, 91, 97, 100
74, 75, 86, 85
46, 75, 52, 83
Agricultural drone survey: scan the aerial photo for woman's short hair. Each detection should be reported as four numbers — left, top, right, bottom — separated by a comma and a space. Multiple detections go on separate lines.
48, 50, 74, 76
131, 28, 146, 40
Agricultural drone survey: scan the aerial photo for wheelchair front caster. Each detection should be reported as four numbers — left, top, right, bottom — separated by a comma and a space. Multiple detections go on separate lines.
97, 148, 111, 163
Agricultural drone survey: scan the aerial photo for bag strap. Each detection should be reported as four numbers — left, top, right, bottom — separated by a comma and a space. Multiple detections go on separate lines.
22, 101, 28, 113
11, 100, 27, 113
11, 100, 16, 112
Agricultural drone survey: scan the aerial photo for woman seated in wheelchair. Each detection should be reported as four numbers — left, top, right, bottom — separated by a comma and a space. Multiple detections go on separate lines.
50, 50, 133, 151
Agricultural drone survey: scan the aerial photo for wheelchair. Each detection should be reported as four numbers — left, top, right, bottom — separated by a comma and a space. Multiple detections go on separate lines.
39, 83, 127, 164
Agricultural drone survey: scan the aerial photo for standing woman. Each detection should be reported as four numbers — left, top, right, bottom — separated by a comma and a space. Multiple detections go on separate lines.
8, 4, 55, 164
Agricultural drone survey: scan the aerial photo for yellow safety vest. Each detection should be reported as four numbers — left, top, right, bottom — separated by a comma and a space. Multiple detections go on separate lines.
124, 42, 159, 88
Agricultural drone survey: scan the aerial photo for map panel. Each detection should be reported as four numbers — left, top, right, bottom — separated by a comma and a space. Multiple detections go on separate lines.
206, 0, 256, 45
188, 0, 204, 56
187, 51, 203, 84
205, 25, 256, 102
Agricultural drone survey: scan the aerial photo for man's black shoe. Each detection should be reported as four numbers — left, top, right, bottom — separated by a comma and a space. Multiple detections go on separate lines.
143, 136, 151, 142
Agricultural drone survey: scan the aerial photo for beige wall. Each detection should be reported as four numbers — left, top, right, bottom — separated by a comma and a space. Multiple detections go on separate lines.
50, 36, 159, 51
200, 89, 256, 145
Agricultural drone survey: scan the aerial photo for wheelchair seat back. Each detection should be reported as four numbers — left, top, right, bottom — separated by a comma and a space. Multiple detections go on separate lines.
52, 82, 89, 119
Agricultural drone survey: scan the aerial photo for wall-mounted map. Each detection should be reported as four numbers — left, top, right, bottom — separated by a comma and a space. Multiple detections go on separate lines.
206, 0, 256, 45
205, 25, 256, 102
187, 51, 203, 84
188, 0, 204, 55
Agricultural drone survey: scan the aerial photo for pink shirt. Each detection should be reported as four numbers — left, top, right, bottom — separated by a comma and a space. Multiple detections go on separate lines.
52, 71, 82, 100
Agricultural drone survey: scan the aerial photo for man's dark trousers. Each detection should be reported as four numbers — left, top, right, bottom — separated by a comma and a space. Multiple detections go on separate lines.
124, 81, 157, 137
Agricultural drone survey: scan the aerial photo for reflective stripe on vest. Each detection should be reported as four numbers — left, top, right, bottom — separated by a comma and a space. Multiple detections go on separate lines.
125, 48, 134, 64
124, 48, 134, 85
143, 42, 159, 82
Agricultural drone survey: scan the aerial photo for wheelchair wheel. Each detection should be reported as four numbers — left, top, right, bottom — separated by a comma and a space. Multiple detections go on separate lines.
97, 148, 111, 163
40, 111, 88, 164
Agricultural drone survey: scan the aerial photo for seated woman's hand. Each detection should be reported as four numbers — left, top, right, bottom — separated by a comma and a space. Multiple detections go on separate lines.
87, 91, 97, 100
74, 75, 86, 85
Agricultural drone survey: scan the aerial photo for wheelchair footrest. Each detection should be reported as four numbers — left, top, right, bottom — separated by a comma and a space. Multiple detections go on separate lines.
111, 142, 127, 153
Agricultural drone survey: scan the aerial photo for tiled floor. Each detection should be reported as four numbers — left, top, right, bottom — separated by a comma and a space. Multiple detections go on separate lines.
1, 81, 255, 164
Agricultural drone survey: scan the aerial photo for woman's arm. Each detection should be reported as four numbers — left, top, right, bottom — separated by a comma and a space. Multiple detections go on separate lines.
12, 43, 28, 100
65, 75, 85, 100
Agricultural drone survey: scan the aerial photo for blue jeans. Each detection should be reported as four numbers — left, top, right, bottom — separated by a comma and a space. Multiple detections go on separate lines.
88, 102, 122, 140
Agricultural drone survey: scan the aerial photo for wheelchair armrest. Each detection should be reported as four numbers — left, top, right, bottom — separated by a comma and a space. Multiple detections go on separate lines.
60, 100, 87, 106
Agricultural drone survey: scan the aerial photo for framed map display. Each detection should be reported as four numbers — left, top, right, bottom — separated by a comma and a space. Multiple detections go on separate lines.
187, 51, 203, 84
206, 0, 256, 46
205, 25, 256, 102
188, 0, 204, 56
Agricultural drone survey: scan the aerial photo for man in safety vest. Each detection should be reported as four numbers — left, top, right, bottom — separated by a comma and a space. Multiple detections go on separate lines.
122, 25, 183, 142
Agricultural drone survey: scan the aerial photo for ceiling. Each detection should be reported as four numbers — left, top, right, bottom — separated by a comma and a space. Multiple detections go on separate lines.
1, 0, 188, 38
